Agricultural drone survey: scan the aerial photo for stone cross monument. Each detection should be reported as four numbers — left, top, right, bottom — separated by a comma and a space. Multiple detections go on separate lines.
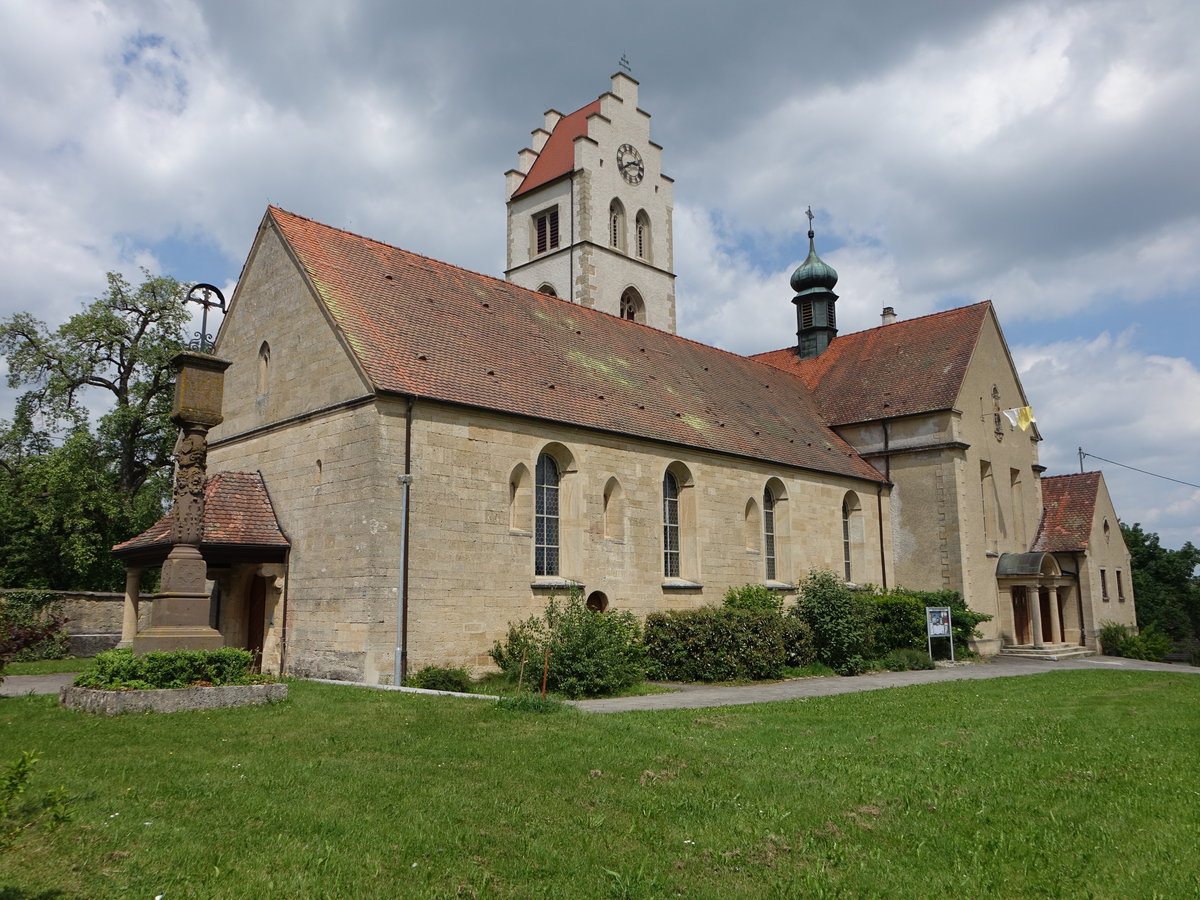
132, 350, 231, 652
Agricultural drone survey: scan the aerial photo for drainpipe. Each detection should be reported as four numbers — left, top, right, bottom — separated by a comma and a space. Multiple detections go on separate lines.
877, 419, 891, 589
569, 173, 575, 303
393, 396, 415, 687
279, 550, 290, 675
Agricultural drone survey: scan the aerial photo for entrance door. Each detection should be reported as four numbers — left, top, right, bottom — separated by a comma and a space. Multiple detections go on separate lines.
1039, 590, 1055, 644
1012, 588, 1029, 645
245, 576, 267, 670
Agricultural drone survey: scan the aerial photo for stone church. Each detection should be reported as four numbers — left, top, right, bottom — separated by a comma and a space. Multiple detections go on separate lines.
115, 73, 1136, 681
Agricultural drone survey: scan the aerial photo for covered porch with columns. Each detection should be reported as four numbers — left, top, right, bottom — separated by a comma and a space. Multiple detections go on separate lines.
996, 551, 1089, 655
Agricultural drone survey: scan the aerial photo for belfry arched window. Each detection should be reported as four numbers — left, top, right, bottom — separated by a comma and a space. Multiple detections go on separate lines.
635, 211, 651, 261
609, 199, 626, 252
620, 287, 644, 323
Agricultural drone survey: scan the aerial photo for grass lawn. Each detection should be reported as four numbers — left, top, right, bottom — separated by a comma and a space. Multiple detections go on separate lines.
2, 670, 1198, 898
2, 657, 94, 676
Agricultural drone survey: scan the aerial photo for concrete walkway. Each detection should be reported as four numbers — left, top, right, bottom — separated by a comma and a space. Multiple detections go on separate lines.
0, 672, 76, 698
572, 655, 1200, 713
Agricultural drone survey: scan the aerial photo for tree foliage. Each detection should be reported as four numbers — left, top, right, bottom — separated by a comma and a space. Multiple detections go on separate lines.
0, 271, 186, 590
1121, 522, 1200, 640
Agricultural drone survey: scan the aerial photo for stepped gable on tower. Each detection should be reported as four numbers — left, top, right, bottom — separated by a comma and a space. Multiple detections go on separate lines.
1032, 472, 1103, 553
754, 301, 995, 426
508, 100, 601, 199
265, 206, 883, 485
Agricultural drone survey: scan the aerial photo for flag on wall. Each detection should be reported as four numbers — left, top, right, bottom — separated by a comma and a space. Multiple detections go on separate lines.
1003, 407, 1037, 431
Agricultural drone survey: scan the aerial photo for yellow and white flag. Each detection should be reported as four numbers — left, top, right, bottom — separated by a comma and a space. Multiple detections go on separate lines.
1003, 407, 1036, 430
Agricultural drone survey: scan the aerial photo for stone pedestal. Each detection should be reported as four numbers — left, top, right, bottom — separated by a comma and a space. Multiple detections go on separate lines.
133, 545, 223, 652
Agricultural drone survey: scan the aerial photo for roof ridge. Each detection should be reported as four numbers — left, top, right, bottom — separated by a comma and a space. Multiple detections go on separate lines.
750, 299, 991, 360
1041, 471, 1102, 481
270, 205, 821, 397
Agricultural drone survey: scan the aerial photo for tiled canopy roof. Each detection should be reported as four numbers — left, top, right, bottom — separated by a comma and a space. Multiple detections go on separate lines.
1032, 472, 1102, 553
753, 302, 992, 426
268, 207, 885, 484
510, 100, 601, 198
112, 472, 289, 560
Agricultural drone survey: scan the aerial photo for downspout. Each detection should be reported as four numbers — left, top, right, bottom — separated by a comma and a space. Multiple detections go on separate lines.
393, 396, 415, 686
877, 419, 891, 589
569, 173, 575, 303
279, 549, 290, 675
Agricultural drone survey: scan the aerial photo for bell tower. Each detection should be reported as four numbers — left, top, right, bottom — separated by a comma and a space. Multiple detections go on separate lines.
504, 73, 677, 333
793, 208, 839, 359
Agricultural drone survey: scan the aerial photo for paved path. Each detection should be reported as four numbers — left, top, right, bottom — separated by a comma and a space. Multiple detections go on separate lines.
0, 672, 76, 698
572, 655, 1200, 713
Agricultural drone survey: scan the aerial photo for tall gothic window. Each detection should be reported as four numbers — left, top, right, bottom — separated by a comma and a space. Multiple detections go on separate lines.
763, 487, 777, 581
842, 497, 853, 582
663, 471, 680, 578
535, 453, 560, 575
534, 208, 560, 255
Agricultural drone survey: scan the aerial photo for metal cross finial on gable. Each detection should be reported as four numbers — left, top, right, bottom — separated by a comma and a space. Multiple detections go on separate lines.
806, 206, 815, 226
619, 53, 632, 74
185, 283, 227, 353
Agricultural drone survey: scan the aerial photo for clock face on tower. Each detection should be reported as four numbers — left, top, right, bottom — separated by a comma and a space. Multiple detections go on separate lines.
617, 143, 644, 185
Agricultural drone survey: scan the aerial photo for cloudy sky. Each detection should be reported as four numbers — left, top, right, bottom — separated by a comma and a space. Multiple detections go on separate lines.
2, 0, 1198, 550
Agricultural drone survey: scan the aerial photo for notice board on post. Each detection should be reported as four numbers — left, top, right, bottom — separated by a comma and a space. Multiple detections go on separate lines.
925, 606, 954, 661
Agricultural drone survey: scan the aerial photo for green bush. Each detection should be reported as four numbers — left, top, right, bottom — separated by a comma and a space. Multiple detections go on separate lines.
73, 648, 263, 690
722, 583, 783, 614
1099, 621, 1129, 656
0, 590, 70, 672
490, 591, 646, 699
644, 607, 787, 682
1099, 622, 1172, 662
880, 648, 936, 671
791, 570, 872, 673
405, 665, 472, 693
782, 615, 816, 668
862, 587, 992, 659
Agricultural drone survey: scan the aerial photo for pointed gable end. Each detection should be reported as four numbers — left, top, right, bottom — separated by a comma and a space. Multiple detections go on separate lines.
754, 302, 992, 426
1033, 472, 1102, 553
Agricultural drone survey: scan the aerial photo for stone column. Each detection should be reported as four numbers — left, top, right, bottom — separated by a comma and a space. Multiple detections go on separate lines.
134, 351, 231, 653
1047, 586, 1063, 644
1029, 584, 1044, 648
117, 567, 142, 649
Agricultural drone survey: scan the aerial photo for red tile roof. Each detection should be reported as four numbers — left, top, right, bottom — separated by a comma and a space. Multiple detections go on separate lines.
753, 302, 992, 425
113, 472, 289, 557
268, 207, 886, 484
1032, 472, 1101, 553
510, 100, 601, 198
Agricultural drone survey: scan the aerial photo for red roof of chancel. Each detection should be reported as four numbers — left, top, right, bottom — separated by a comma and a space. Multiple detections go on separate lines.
510, 100, 601, 198
267, 207, 886, 485
1032, 472, 1102, 553
112, 472, 289, 558
753, 302, 992, 426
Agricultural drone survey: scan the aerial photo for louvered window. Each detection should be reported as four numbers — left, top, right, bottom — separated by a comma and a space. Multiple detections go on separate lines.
535, 209, 560, 255
801, 300, 814, 329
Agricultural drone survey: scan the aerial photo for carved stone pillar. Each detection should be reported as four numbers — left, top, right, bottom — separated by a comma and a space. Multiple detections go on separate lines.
1029, 584, 1044, 649
1047, 586, 1063, 644
117, 567, 142, 649
134, 351, 231, 653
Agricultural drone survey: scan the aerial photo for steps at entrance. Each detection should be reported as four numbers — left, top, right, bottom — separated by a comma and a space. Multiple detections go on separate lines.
999, 645, 1097, 661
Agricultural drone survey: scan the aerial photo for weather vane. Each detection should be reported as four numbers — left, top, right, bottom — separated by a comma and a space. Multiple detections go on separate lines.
184, 283, 227, 353
619, 53, 632, 74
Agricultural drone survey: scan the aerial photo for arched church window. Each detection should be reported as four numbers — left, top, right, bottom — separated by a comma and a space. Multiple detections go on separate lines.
609, 199, 626, 252
620, 287, 644, 323
537, 283, 557, 297
842, 492, 862, 582
535, 453, 560, 576
763, 487, 777, 581
663, 470, 680, 578
635, 211, 651, 261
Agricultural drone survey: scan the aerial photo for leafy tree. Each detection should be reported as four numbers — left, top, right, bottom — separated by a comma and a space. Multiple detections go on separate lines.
1121, 522, 1200, 641
0, 270, 188, 498
0, 271, 187, 590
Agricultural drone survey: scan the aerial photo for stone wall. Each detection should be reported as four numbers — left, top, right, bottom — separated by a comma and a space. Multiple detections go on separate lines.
0, 589, 152, 656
